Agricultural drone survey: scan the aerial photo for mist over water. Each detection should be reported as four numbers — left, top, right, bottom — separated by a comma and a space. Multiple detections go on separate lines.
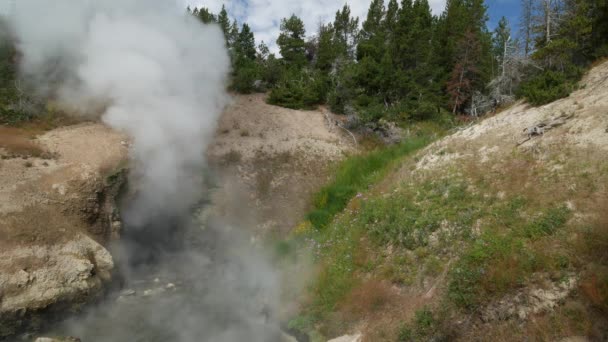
10, 1, 284, 340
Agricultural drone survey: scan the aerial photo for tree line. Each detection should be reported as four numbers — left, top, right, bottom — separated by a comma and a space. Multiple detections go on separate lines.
189, 0, 608, 124
0, 1, 606, 125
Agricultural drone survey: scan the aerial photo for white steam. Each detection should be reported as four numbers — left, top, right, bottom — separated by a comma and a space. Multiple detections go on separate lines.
9, 3, 291, 342
11, 0, 230, 225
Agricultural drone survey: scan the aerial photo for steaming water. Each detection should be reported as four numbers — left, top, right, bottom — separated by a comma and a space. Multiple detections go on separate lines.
5, 1, 289, 340
8, 1, 292, 340
45, 200, 283, 342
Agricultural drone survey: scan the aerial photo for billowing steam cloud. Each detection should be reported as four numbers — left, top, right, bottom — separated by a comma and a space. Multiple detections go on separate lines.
9, 1, 288, 341
12, 0, 230, 226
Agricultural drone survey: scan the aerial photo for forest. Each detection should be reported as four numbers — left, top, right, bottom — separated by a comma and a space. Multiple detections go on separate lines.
189, 0, 608, 124
1, 0, 607, 126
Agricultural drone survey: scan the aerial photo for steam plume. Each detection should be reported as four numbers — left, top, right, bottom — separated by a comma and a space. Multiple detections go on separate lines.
12, 0, 230, 226
9, 1, 286, 341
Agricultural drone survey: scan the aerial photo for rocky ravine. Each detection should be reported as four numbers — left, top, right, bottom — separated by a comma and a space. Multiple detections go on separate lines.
0, 95, 354, 339
0, 123, 128, 338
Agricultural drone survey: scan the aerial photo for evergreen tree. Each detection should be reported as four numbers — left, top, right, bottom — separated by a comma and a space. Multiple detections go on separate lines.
393, 0, 415, 96
518, 0, 594, 104
384, 0, 400, 38
277, 15, 307, 68
433, 0, 492, 113
333, 4, 359, 60
356, 0, 386, 104
229, 20, 240, 49
197, 7, 217, 24
520, 0, 534, 56
231, 23, 258, 93
315, 23, 337, 71
409, 0, 440, 119
591, 0, 608, 57
448, 30, 482, 113
217, 5, 231, 45
357, 0, 386, 61
237, 24, 257, 61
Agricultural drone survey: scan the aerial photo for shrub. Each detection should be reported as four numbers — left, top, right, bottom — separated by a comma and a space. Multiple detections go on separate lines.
267, 69, 327, 110
517, 68, 582, 106
231, 62, 258, 94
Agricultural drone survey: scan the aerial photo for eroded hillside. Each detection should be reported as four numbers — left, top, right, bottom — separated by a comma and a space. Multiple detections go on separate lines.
0, 94, 355, 340
0, 123, 128, 337
296, 61, 608, 341
207, 94, 355, 236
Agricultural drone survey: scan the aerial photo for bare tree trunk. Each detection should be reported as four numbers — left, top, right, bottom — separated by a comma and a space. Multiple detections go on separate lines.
544, 0, 552, 43
502, 36, 510, 78
520, 0, 534, 56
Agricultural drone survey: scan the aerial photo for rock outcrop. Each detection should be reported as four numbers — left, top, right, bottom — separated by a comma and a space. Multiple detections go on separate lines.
0, 123, 128, 338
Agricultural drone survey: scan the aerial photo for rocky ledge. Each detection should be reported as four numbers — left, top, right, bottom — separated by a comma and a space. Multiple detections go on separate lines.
0, 123, 128, 339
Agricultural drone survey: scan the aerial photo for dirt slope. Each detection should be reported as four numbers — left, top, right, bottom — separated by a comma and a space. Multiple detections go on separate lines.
414, 61, 608, 173
314, 61, 608, 341
0, 123, 128, 338
208, 93, 355, 236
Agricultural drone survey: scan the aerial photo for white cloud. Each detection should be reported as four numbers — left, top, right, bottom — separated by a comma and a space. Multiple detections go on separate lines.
185, 0, 446, 53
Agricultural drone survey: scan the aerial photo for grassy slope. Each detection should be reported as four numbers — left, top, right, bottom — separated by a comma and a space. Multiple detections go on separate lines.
288, 122, 608, 340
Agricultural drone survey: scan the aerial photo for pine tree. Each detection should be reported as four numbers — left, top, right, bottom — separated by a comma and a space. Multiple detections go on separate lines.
333, 4, 359, 60
277, 15, 307, 68
355, 0, 386, 104
436, 0, 492, 114
226, 19, 240, 55
237, 24, 257, 61
532, 0, 564, 50
358, 0, 386, 61
410, 0, 439, 118
217, 5, 231, 45
393, 0, 415, 91
448, 30, 482, 113
315, 23, 337, 71
231, 23, 258, 94
384, 0, 400, 38
197, 7, 216, 24
520, 0, 534, 56
591, 0, 608, 57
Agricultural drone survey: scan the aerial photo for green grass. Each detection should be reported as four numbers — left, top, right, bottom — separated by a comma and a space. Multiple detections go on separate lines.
287, 133, 437, 335
291, 133, 608, 339
397, 307, 437, 341
307, 136, 432, 230
448, 203, 572, 309
303, 170, 574, 333
361, 179, 482, 249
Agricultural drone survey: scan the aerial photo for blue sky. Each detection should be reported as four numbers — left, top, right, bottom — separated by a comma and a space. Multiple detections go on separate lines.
486, 0, 521, 32
184, 0, 522, 51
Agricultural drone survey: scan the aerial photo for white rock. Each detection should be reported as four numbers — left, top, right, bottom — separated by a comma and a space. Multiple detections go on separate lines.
328, 333, 362, 342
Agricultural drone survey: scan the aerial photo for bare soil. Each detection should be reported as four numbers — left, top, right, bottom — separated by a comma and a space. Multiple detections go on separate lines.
208, 93, 356, 236
0, 122, 128, 338
0, 123, 128, 249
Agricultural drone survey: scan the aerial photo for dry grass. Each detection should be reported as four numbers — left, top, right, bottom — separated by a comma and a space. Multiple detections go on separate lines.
577, 197, 608, 315
340, 280, 395, 318
0, 205, 83, 250
0, 127, 47, 158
